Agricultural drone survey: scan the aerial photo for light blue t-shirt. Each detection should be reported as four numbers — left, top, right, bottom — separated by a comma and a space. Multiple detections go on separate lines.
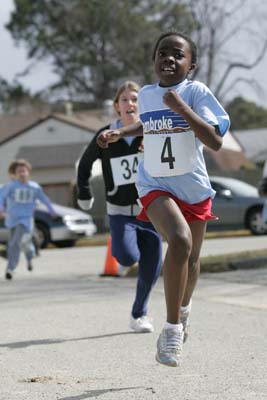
0, 180, 56, 232
136, 79, 230, 204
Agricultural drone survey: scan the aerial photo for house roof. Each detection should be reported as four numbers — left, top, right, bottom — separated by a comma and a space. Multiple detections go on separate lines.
203, 130, 252, 172
0, 112, 47, 145
0, 110, 114, 146
204, 147, 254, 172
233, 128, 267, 162
53, 110, 114, 133
16, 143, 87, 168
221, 131, 242, 151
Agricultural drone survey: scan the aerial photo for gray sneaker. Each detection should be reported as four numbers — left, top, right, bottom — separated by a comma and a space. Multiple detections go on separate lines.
5, 269, 13, 280
156, 327, 184, 367
27, 262, 33, 271
180, 311, 190, 343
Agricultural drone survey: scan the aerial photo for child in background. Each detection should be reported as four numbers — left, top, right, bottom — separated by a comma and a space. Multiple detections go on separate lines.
7, 161, 41, 258
77, 81, 162, 333
97, 31, 230, 366
0, 159, 57, 280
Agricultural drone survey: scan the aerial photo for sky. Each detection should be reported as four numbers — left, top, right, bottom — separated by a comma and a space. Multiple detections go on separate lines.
0, 0, 58, 93
1, 0, 267, 106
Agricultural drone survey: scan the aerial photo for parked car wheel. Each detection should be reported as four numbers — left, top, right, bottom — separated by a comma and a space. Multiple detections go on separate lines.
35, 222, 50, 249
54, 240, 76, 248
245, 206, 266, 235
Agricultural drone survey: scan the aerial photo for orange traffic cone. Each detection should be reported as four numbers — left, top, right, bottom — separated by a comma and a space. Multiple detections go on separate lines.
100, 236, 119, 277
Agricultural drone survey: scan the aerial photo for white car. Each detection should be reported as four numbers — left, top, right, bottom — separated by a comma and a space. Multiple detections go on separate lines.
0, 202, 97, 248
209, 176, 267, 235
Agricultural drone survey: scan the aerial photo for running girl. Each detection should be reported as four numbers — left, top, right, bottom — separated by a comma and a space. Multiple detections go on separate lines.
97, 32, 230, 367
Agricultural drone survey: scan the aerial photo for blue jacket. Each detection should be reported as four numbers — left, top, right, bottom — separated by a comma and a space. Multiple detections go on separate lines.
0, 180, 55, 232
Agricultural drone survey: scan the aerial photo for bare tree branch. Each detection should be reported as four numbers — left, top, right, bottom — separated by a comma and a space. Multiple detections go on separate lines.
215, 38, 267, 98
224, 0, 248, 18
220, 77, 263, 100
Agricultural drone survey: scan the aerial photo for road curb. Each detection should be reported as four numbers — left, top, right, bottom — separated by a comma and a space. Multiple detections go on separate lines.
125, 254, 267, 277
76, 230, 251, 248
77, 234, 267, 276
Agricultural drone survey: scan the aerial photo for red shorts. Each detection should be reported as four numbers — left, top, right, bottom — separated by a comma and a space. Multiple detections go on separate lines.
137, 190, 218, 223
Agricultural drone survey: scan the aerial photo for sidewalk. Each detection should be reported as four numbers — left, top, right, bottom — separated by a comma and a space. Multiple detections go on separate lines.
0, 245, 267, 400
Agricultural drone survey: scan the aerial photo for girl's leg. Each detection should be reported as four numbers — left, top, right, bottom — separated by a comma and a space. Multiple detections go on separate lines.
146, 196, 192, 324
180, 220, 207, 342
109, 215, 156, 332
21, 233, 36, 270
108, 215, 139, 267
131, 221, 162, 319
7, 225, 25, 271
182, 220, 207, 306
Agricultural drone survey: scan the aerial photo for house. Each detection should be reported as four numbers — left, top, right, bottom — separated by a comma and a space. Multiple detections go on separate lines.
204, 130, 254, 173
0, 111, 114, 206
0, 107, 253, 208
233, 128, 267, 165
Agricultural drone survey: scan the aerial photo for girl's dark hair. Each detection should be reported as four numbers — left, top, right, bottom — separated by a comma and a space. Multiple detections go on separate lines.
152, 31, 197, 65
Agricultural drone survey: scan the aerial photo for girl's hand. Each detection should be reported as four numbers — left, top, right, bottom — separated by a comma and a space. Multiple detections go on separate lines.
163, 89, 187, 113
138, 139, 144, 153
96, 129, 122, 148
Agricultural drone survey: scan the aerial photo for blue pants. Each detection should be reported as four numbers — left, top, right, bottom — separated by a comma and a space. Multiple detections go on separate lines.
109, 215, 162, 318
7, 224, 35, 271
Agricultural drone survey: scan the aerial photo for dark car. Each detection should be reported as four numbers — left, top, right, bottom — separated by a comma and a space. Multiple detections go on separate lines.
0, 202, 97, 248
209, 176, 267, 235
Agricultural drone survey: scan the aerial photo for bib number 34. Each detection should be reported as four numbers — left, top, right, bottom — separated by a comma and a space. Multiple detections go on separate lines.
111, 154, 140, 186
121, 156, 139, 180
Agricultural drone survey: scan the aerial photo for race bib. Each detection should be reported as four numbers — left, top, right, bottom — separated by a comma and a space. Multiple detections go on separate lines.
110, 153, 141, 186
144, 130, 197, 177
14, 188, 35, 203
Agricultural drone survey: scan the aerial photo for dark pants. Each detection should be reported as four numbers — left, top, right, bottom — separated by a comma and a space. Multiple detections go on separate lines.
109, 215, 162, 318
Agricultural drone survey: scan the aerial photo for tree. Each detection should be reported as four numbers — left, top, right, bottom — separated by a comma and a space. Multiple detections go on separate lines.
0, 77, 50, 114
187, 0, 267, 103
226, 96, 267, 130
8, 1, 267, 106
6, 0, 194, 105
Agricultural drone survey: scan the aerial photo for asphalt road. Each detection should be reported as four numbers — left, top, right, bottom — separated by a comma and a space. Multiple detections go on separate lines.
0, 237, 267, 400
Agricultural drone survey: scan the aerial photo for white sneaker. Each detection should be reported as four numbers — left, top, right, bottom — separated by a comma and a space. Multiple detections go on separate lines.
156, 326, 184, 367
130, 315, 154, 333
118, 264, 131, 277
118, 262, 138, 277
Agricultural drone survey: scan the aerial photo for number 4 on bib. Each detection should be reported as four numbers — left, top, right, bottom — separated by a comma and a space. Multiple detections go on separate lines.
161, 137, 175, 169
144, 130, 197, 177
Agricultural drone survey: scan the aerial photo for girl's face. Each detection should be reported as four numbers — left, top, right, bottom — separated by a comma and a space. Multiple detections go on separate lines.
15, 166, 30, 182
154, 35, 195, 87
114, 88, 139, 125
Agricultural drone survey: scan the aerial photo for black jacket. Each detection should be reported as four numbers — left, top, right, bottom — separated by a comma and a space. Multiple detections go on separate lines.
77, 125, 143, 206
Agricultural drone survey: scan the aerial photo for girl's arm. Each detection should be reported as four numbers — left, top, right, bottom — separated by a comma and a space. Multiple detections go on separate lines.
97, 121, 143, 148
0, 185, 10, 214
36, 187, 57, 216
77, 131, 101, 209
163, 90, 223, 151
